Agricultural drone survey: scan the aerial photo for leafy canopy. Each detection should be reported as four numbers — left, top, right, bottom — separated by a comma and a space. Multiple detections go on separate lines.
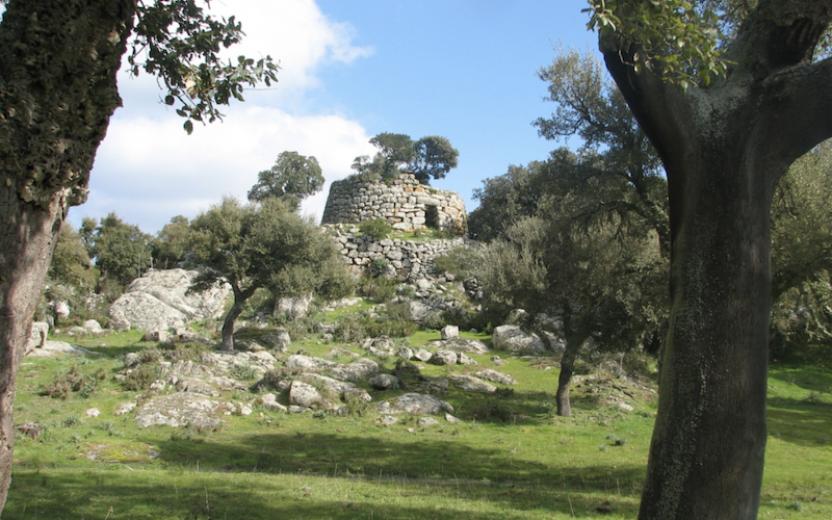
247, 151, 324, 207
351, 132, 459, 185
129, 0, 279, 133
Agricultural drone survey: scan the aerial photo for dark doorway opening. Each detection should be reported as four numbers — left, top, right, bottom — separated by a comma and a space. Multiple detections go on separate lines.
425, 205, 440, 229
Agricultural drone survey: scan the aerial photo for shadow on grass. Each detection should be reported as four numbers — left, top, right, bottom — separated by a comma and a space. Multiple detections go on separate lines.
767, 396, 832, 446
6, 469, 539, 520
152, 432, 643, 517
769, 365, 832, 395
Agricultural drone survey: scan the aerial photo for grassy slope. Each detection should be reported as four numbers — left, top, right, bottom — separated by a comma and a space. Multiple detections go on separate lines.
5, 329, 831, 519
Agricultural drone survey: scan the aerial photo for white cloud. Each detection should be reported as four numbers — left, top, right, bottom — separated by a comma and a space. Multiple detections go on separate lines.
73, 0, 373, 232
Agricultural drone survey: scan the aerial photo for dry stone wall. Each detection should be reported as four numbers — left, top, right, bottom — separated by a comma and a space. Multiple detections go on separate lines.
322, 174, 467, 235
327, 224, 464, 280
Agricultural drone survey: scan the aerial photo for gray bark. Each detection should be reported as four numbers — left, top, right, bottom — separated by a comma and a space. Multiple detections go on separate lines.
0, 0, 136, 512
597, 2, 832, 518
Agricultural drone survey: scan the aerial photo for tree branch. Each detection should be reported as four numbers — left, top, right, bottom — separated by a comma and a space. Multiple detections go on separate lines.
762, 57, 832, 163
728, 0, 832, 80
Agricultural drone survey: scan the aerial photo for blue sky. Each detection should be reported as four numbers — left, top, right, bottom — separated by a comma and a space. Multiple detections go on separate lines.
71, 0, 600, 233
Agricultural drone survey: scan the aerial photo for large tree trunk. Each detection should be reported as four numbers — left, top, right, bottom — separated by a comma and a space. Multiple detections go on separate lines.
221, 300, 245, 352
0, 1, 135, 512
638, 146, 779, 519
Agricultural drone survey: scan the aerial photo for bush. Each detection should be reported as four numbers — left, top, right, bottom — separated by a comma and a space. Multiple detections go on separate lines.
359, 276, 397, 303
122, 363, 162, 391
367, 258, 392, 278
359, 219, 392, 241
41, 366, 105, 400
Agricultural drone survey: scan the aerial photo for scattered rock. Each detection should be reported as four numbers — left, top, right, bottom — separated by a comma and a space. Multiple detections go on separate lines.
428, 337, 489, 354
414, 349, 433, 362
261, 329, 291, 351
259, 393, 288, 412
274, 294, 313, 320
458, 353, 478, 366
234, 402, 253, 416
491, 355, 504, 366
616, 402, 634, 413
506, 309, 529, 325
17, 422, 43, 439
83, 319, 104, 335
115, 402, 137, 416
135, 392, 222, 430
378, 393, 454, 416
143, 329, 170, 343
378, 414, 398, 426
449, 374, 497, 394
27, 340, 90, 358
492, 325, 546, 355
417, 417, 439, 427
25, 322, 49, 355
429, 350, 458, 366
440, 325, 459, 339
369, 373, 400, 390
85, 408, 101, 418
475, 369, 516, 385
444, 413, 461, 424
397, 346, 415, 360
289, 380, 334, 410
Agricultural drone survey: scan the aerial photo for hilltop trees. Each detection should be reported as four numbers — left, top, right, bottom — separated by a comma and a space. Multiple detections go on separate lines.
247, 151, 325, 208
586, 1, 832, 517
352, 132, 459, 184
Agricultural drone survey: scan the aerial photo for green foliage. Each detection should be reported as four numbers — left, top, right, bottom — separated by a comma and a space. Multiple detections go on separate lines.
351, 132, 458, 185
122, 363, 162, 392
410, 136, 459, 184
152, 215, 191, 269
128, 0, 279, 133
585, 0, 728, 87
88, 213, 153, 287
367, 258, 392, 279
247, 151, 324, 207
49, 223, 96, 290
359, 219, 392, 241
358, 276, 397, 303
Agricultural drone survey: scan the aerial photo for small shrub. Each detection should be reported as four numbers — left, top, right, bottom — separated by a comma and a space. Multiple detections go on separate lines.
367, 257, 392, 278
334, 315, 368, 343
41, 366, 103, 400
359, 219, 392, 241
137, 348, 163, 365
229, 364, 259, 381
162, 342, 209, 363
122, 363, 161, 391
62, 416, 79, 428
359, 276, 397, 303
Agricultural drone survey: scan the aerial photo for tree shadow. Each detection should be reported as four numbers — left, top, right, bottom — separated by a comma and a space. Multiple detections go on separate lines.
152, 432, 643, 517
767, 396, 832, 446
769, 365, 832, 395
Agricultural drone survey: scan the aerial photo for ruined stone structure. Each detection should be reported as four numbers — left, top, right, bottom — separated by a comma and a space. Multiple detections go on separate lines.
322, 174, 467, 235
327, 224, 464, 280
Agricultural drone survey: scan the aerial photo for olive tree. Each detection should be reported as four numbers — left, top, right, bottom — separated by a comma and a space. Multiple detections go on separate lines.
247, 151, 324, 208
585, 1, 832, 517
189, 198, 348, 351
0, 1, 276, 509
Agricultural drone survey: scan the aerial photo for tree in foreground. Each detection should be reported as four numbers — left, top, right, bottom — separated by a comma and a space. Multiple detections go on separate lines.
0, 1, 276, 511
247, 151, 324, 208
188, 198, 349, 351
585, 1, 832, 517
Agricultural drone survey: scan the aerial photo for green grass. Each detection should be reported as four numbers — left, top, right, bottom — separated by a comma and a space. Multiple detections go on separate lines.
5, 330, 831, 519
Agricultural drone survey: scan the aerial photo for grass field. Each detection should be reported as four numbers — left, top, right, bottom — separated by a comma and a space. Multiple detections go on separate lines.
4, 328, 831, 519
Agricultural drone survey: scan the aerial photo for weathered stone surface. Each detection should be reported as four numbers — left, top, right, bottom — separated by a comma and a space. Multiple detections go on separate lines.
369, 373, 400, 390
83, 319, 104, 335
322, 173, 467, 235
378, 393, 454, 416
417, 417, 439, 427
27, 340, 90, 358
25, 321, 49, 355
429, 350, 458, 366
441, 325, 459, 339
475, 369, 516, 385
114, 402, 137, 416
135, 392, 222, 430
289, 381, 328, 409
109, 269, 230, 332
492, 325, 546, 355
274, 294, 313, 320
259, 393, 288, 412
414, 349, 433, 362
449, 374, 497, 394
428, 337, 488, 354
363, 336, 395, 358
458, 353, 478, 366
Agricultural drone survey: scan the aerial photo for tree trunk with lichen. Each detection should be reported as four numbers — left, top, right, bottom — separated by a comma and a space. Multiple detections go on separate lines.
597, 1, 832, 518
0, 0, 135, 512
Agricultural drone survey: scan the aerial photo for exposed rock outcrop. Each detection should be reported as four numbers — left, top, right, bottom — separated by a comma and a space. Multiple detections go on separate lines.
109, 269, 230, 332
